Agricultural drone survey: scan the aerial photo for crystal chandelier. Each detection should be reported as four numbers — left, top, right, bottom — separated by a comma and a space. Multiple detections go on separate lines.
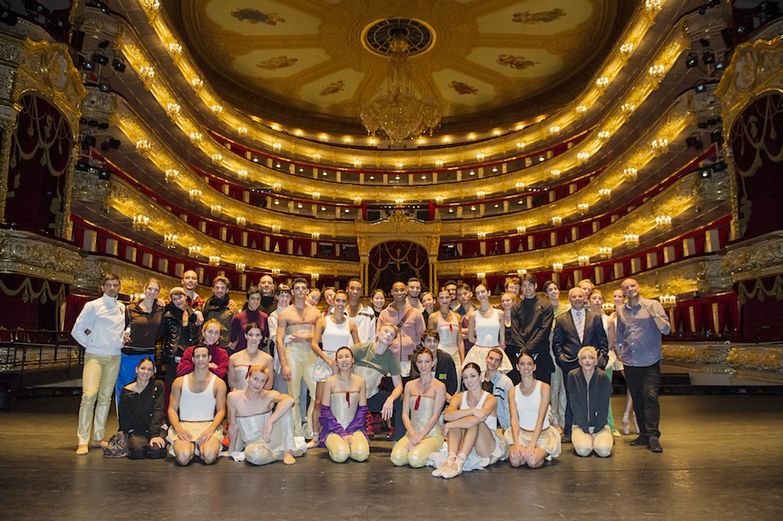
360, 37, 441, 143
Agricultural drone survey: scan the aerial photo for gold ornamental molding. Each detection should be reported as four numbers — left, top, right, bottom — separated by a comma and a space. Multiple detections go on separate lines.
715, 36, 783, 241
437, 170, 729, 276
0, 36, 87, 231
356, 211, 442, 258
723, 231, 783, 282
72, 170, 358, 277
663, 341, 783, 379
111, 90, 693, 221
715, 36, 783, 132
0, 36, 88, 132
76, 255, 188, 298
596, 254, 733, 299
78, 167, 728, 279
0, 228, 83, 285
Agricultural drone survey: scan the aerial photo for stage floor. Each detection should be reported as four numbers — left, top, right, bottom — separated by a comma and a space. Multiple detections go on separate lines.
1, 395, 782, 521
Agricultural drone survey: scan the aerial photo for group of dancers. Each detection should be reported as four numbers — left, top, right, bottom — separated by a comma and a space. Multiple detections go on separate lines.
74, 270, 669, 477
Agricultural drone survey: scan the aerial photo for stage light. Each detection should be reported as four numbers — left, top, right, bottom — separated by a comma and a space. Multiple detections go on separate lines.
83, 61, 95, 72
97, 168, 111, 180
75, 160, 90, 171
702, 49, 715, 65
710, 128, 724, 145
694, 81, 707, 94
685, 52, 698, 68
100, 137, 121, 151
714, 60, 726, 72
711, 161, 727, 172
91, 52, 109, 65
686, 134, 704, 150
699, 167, 712, 179
98, 80, 111, 93
112, 57, 126, 72
82, 135, 96, 148
0, 9, 19, 25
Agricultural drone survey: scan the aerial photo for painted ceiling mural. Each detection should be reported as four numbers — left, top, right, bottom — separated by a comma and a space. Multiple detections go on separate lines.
168, 0, 634, 133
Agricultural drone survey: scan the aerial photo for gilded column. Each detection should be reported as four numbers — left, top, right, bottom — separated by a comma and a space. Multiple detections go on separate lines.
0, 104, 18, 224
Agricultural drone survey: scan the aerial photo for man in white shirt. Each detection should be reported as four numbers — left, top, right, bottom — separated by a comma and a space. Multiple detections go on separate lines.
71, 273, 128, 455
345, 278, 376, 343
485, 348, 513, 432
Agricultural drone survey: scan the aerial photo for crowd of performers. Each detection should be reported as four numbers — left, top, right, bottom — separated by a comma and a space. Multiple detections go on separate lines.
72, 270, 670, 476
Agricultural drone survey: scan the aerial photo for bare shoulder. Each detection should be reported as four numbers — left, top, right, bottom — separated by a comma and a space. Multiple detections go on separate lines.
305, 305, 322, 321
214, 377, 228, 393
227, 389, 241, 405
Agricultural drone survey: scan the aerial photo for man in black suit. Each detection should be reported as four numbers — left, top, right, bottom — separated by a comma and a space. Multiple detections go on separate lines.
553, 287, 609, 442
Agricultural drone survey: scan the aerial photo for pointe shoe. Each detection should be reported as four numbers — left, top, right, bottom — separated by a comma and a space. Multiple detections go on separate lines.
305, 438, 319, 449
76, 444, 89, 455
633, 415, 639, 435
442, 455, 465, 479
283, 453, 296, 465
432, 453, 456, 477
611, 429, 622, 438
621, 413, 631, 435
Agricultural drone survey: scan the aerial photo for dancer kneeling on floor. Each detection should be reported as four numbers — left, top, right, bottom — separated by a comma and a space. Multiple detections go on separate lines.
226, 364, 300, 465
167, 345, 227, 465
319, 346, 369, 463
429, 363, 507, 478
391, 347, 447, 468
507, 350, 562, 468
566, 346, 614, 457
117, 357, 166, 459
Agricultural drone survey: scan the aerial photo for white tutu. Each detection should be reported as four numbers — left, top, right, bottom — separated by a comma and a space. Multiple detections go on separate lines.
428, 428, 507, 471
310, 353, 335, 382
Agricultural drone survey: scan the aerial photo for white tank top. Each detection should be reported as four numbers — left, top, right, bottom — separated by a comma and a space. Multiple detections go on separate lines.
514, 381, 551, 430
460, 390, 497, 431
179, 373, 217, 422
321, 316, 352, 353
474, 308, 501, 347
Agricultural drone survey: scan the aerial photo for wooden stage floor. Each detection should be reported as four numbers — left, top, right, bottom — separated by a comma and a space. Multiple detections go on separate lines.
0, 394, 781, 521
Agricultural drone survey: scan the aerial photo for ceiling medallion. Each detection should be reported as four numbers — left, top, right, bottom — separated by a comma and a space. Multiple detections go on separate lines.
360, 18, 441, 144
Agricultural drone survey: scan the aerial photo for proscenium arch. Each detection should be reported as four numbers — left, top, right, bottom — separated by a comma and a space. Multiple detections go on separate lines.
367, 241, 431, 295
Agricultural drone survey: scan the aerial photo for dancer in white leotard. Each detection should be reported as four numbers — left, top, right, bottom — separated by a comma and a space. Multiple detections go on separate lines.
507, 351, 561, 468
429, 363, 507, 478
391, 348, 447, 468
310, 290, 360, 445
428, 288, 465, 387
226, 365, 301, 465
464, 284, 513, 375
